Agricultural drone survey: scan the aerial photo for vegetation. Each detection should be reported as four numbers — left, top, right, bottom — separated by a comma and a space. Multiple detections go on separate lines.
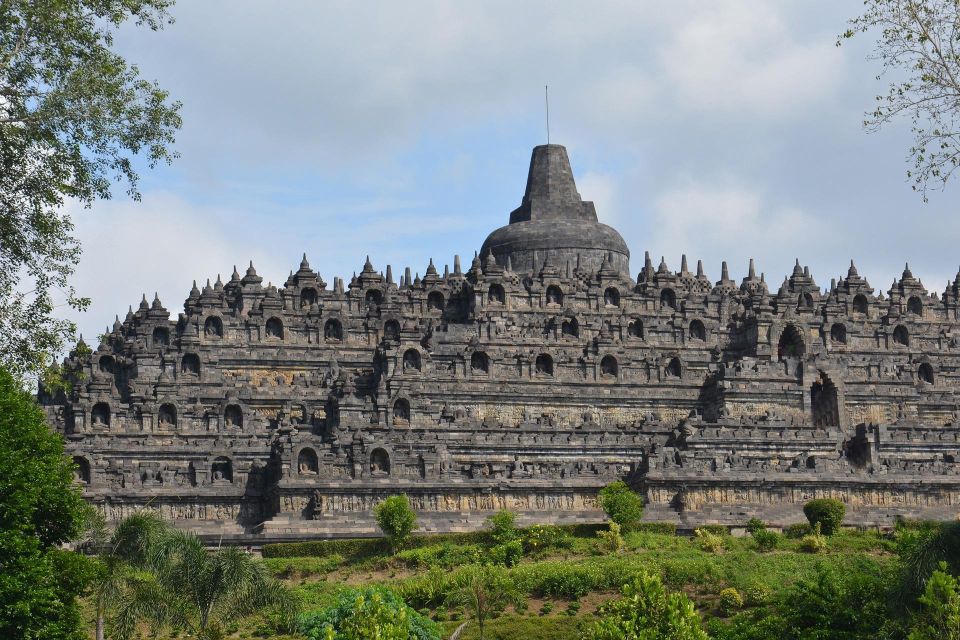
375, 495, 419, 553
300, 586, 439, 640
0, 367, 92, 640
584, 572, 709, 640
446, 564, 521, 640
597, 482, 644, 530
803, 499, 846, 535
0, 0, 182, 379
841, 0, 960, 199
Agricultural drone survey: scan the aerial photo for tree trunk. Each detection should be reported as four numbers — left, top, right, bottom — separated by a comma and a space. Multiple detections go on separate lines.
96, 614, 105, 640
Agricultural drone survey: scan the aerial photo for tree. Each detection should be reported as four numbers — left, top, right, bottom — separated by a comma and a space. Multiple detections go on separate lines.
299, 586, 440, 640
0, 1, 181, 379
0, 366, 93, 639
908, 563, 960, 639
598, 481, 644, 530
374, 494, 418, 553
446, 564, 521, 640
85, 511, 170, 640
803, 498, 846, 536
841, 1, 960, 199
896, 520, 960, 602
584, 572, 708, 640
121, 530, 297, 640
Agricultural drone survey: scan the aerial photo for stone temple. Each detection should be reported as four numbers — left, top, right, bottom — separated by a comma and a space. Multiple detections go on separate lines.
41, 144, 960, 540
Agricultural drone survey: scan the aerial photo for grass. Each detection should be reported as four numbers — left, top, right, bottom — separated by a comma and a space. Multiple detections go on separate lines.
85, 525, 900, 639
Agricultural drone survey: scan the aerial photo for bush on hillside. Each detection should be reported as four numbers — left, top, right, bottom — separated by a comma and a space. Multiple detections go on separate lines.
803, 499, 846, 536
598, 481, 644, 530
486, 509, 518, 545
374, 495, 418, 553
299, 586, 439, 640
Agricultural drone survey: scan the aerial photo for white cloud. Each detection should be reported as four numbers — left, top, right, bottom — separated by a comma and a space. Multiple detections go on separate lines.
657, 1, 843, 117
577, 171, 620, 226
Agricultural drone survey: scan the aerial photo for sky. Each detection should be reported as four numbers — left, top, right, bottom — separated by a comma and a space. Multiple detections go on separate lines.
63, 0, 960, 341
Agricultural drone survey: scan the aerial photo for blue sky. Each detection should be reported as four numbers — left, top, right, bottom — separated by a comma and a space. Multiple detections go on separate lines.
64, 0, 960, 340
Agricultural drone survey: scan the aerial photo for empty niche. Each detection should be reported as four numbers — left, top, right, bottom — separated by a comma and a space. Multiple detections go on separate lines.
665, 357, 682, 378
628, 319, 643, 339
384, 319, 400, 342
366, 289, 383, 307
853, 294, 869, 314
152, 326, 169, 347
908, 296, 923, 316
561, 317, 579, 338
98, 355, 114, 374
893, 325, 910, 347
919, 362, 935, 384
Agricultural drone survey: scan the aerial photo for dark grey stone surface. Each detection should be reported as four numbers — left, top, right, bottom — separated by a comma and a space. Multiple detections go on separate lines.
40, 144, 960, 540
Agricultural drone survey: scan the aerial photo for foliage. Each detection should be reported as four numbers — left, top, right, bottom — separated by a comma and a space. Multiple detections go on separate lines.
803, 499, 846, 536
264, 555, 345, 579
0, 367, 92, 640
598, 482, 644, 530
896, 520, 960, 602
375, 495, 418, 553
300, 586, 439, 640
776, 559, 906, 640
798, 524, 828, 554
490, 540, 524, 567
584, 572, 709, 640
719, 588, 743, 615
0, 0, 181, 378
908, 562, 960, 639
120, 529, 298, 640
632, 522, 678, 535
396, 544, 483, 570
487, 510, 518, 545
751, 529, 781, 553
841, 0, 960, 199
785, 523, 813, 539
446, 564, 521, 640
694, 529, 725, 554
745, 519, 765, 536
522, 524, 573, 555
598, 522, 626, 553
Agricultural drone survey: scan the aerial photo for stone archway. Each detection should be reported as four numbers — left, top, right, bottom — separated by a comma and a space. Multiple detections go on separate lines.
811, 372, 840, 427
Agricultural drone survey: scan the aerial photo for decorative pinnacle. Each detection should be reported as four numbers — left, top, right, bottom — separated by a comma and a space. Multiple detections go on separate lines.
696, 260, 704, 278
848, 259, 858, 278
721, 261, 730, 281
748, 258, 756, 279
300, 253, 310, 269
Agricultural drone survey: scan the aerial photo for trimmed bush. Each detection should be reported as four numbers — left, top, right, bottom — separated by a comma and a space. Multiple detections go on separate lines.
785, 523, 813, 539
799, 523, 828, 553
746, 518, 766, 535
374, 495, 418, 553
752, 529, 781, 552
598, 481, 644, 529
719, 587, 744, 615
803, 498, 846, 536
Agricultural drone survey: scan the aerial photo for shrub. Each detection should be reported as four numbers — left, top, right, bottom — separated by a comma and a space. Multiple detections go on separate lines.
598, 481, 644, 530
522, 525, 572, 554
566, 600, 581, 616
395, 543, 483, 570
743, 583, 772, 606
299, 586, 440, 640
698, 524, 729, 536
490, 540, 524, 567
597, 521, 625, 553
908, 562, 960, 640
719, 588, 744, 615
785, 523, 813, 539
632, 522, 678, 535
751, 529, 781, 553
746, 518, 766, 535
803, 499, 846, 536
799, 523, 828, 553
540, 601, 554, 615
446, 565, 521, 640
584, 571, 709, 640
486, 509, 518, 545
374, 495, 418, 553
695, 528, 725, 553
